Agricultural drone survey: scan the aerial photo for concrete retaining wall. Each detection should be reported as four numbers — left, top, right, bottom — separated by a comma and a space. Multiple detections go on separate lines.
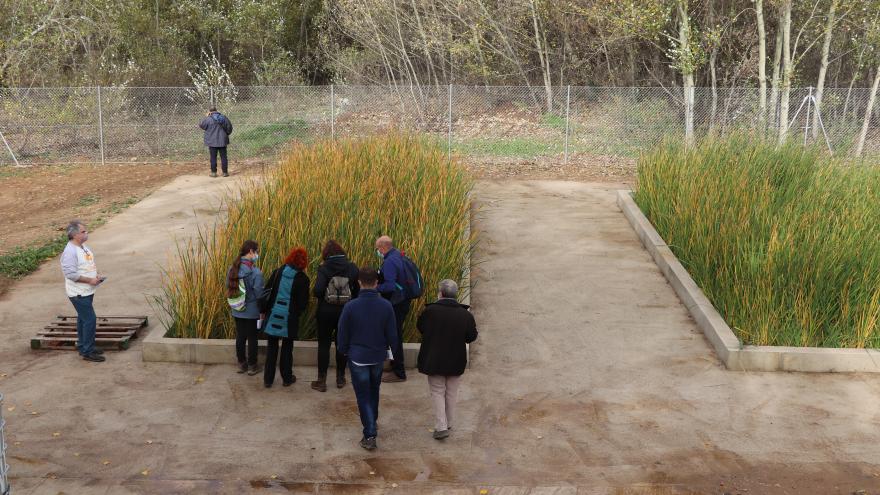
617, 190, 880, 373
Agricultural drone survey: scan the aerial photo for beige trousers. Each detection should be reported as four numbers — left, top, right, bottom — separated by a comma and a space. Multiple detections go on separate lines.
427, 374, 462, 431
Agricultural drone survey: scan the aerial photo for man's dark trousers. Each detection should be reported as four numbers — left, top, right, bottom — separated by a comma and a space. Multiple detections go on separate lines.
69, 294, 96, 356
390, 299, 410, 378
350, 362, 383, 439
209, 146, 228, 174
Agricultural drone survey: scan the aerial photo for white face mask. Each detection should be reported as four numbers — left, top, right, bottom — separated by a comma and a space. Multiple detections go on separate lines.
376, 249, 383, 258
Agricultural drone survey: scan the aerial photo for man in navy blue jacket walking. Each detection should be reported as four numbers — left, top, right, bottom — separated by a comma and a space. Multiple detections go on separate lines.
337, 266, 399, 450
375, 235, 410, 382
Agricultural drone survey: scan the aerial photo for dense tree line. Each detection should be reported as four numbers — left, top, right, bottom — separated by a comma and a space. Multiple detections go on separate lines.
2, 0, 878, 90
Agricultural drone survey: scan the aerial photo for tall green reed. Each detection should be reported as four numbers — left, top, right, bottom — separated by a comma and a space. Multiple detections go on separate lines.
159, 134, 474, 341
635, 134, 880, 348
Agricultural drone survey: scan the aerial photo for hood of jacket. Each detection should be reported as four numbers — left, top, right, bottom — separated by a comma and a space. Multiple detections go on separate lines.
321, 255, 351, 275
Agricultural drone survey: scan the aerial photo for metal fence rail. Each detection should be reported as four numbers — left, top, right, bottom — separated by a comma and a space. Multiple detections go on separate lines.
0, 393, 9, 495
0, 85, 878, 166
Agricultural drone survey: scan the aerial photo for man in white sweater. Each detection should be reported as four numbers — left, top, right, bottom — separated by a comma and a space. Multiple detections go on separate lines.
59, 220, 106, 362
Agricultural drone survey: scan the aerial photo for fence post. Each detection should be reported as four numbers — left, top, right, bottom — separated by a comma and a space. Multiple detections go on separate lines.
96, 86, 105, 166
564, 85, 571, 165
447, 84, 453, 163
0, 392, 9, 495
0, 131, 20, 167
804, 86, 813, 146
330, 84, 335, 140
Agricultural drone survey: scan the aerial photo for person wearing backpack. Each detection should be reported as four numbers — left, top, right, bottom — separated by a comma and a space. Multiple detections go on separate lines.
259, 247, 310, 388
226, 240, 264, 375
310, 240, 360, 392
375, 235, 423, 383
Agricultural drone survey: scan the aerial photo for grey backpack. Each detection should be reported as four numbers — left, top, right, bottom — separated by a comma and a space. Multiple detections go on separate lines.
325, 275, 352, 305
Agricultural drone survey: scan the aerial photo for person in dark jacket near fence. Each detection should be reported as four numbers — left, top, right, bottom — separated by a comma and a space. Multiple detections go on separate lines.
198, 106, 233, 177
259, 247, 310, 388
337, 266, 399, 451
375, 235, 410, 383
416, 279, 478, 440
227, 240, 264, 375
310, 240, 360, 392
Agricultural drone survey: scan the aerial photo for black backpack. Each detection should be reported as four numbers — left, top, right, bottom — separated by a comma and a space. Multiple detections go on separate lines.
398, 254, 424, 299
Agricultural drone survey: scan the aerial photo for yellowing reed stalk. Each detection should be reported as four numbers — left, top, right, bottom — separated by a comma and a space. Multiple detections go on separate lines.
157, 134, 474, 341
635, 135, 880, 349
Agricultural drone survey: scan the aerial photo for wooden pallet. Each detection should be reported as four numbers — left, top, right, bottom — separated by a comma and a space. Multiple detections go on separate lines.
31, 315, 149, 351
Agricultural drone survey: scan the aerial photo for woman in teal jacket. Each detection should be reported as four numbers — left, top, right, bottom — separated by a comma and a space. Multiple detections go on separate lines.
260, 247, 310, 388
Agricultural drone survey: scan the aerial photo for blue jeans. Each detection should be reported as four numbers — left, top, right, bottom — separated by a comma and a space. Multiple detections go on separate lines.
68, 294, 96, 356
349, 362, 383, 439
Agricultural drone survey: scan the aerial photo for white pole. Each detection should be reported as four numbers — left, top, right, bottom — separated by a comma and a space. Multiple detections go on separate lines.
97, 86, 105, 166
0, 392, 9, 495
0, 131, 20, 167
447, 84, 453, 163
564, 84, 571, 164
330, 84, 335, 140
803, 86, 813, 146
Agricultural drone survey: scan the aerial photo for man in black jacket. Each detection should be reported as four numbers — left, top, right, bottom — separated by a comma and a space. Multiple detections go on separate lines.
198, 106, 233, 177
416, 279, 477, 440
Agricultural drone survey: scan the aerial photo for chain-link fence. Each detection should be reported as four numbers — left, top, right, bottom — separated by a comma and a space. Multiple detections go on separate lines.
1, 85, 878, 166
0, 393, 9, 495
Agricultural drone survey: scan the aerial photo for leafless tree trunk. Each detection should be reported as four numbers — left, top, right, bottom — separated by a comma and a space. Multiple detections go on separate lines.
677, 0, 695, 146
708, 0, 718, 133
778, 0, 792, 144
769, 8, 783, 132
813, 0, 838, 139
855, 65, 880, 158
756, 0, 768, 130
529, 0, 553, 112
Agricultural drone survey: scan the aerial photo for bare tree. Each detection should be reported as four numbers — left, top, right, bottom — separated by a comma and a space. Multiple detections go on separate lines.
756, 0, 768, 130
812, 0, 839, 139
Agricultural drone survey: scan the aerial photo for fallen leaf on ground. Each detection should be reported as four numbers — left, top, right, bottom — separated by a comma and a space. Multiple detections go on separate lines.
391, 483, 398, 488
369, 471, 375, 475
30, 411, 38, 415
480, 490, 489, 495
102, 460, 111, 465
6, 406, 14, 412
141, 469, 150, 476
52, 432, 61, 437
146, 440, 153, 444
270, 475, 278, 479
74, 453, 80, 457
195, 376, 205, 383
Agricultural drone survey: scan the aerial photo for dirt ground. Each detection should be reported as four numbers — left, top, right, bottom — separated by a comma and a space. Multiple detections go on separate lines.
0, 158, 273, 295
0, 174, 878, 494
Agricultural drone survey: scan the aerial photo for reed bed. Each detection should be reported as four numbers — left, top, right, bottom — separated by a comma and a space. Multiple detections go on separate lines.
158, 134, 474, 341
635, 135, 880, 348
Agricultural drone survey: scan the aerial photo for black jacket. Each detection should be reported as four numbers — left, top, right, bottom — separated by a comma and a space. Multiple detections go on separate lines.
416, 299, 478, 376
312, 255, 360, 314
259, 265, 310, 339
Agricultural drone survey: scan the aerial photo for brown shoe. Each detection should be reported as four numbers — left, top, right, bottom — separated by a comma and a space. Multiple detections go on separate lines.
381, 372, 406, 383
310, 373, 327, 392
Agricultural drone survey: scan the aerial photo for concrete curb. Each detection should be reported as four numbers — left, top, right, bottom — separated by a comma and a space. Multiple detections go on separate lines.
617, 190, 880, 373
143, 198, 474, 369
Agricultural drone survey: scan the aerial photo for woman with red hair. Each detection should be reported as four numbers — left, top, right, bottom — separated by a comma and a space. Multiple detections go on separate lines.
258, 246, 310, 388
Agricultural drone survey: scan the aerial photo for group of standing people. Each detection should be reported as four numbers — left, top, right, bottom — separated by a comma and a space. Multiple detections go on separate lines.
58, 218, 477, 450
226, 235, 478, 449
